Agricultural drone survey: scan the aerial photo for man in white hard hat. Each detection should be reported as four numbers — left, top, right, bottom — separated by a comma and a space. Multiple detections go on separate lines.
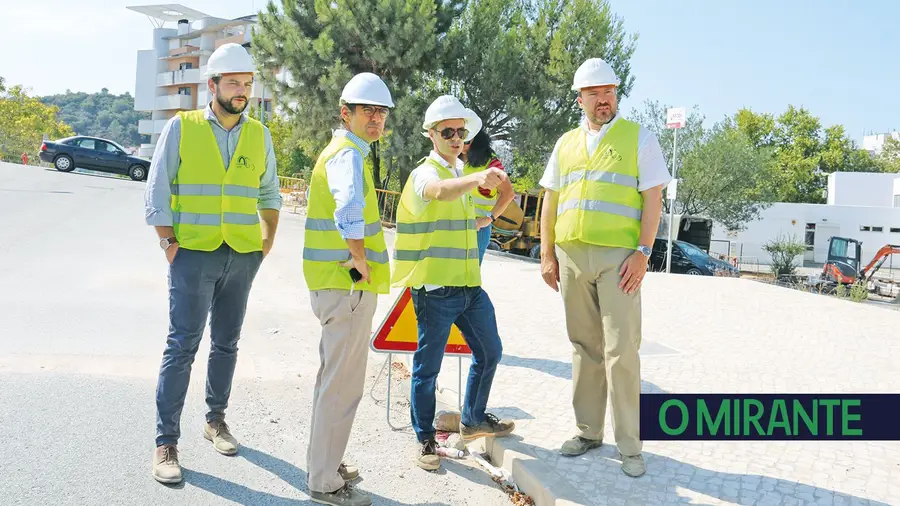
391, 95, 515, 472
539, 58, 671, 477
300, 72, 394, 506
144, 42, 282, 484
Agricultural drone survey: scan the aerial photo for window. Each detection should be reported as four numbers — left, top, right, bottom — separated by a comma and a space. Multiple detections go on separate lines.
178, 87, 191, 96
78, 139, 96, 150
894, 195, 900, 208
179, 62, 193, 70
891, 228, 900, 233
860, 226, 871, 232
805, 223, 815, 251
873, 226, 884, 232
99, 142, 119, 154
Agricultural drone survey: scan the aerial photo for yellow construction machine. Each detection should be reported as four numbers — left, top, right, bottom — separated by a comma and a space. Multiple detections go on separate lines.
487, 189, 545, 259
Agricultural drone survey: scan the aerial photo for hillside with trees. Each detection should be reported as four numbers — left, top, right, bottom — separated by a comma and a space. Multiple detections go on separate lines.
40, 89, 149, 149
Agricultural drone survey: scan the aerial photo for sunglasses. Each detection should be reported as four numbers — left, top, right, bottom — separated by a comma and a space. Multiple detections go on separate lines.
437, 127, 469, 140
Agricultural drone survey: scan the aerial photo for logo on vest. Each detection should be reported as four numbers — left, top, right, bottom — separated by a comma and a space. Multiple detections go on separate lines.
602, 146, 623, 162
236, 155, 256, 171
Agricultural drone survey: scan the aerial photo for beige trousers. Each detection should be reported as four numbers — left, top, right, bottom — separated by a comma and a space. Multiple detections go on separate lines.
558, 241, 643, 456
307, 289, 378, 493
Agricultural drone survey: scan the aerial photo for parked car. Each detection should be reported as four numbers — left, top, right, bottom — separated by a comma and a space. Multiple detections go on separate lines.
650, 238, 740, 277
39, 136, 150, 181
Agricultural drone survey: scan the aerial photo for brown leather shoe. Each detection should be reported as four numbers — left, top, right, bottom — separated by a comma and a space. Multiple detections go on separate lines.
152, 444, 182, 484
204, 420, 239, 455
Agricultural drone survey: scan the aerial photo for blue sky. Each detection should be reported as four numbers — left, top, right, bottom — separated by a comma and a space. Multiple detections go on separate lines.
609, 0, 899, 144
3, 0, 896, 144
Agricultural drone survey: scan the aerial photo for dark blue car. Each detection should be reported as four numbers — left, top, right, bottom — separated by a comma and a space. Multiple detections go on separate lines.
39, 136, 150, 181
650, 238, 740, 277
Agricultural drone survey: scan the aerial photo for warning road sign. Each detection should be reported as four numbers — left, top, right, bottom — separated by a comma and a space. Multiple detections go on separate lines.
370, 287, 472, 356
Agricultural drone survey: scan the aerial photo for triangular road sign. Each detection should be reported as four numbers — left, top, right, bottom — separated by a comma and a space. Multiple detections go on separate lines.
370, 287, 472, 356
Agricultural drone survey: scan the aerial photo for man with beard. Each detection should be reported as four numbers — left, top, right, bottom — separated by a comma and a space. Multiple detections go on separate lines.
301, 72, 394, 506
538, 58, 671, 477
144, 43, 281, 484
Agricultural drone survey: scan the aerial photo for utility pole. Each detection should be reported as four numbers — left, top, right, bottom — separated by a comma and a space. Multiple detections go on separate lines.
664, 107, 685, 274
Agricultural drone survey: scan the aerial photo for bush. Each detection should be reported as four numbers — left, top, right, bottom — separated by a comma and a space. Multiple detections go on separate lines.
762, 234, 807, 278
849, 283, 868, 303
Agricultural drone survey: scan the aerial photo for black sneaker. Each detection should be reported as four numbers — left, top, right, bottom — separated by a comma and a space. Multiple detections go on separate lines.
415, 438, 440, 471
460, 413, 515, 441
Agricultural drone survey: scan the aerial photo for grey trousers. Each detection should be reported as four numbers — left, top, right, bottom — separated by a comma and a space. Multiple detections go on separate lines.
306, 289, 378, 493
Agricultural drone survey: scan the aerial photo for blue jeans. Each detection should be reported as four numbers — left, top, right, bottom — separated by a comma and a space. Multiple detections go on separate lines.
477, 226, 492, 265
409, 286, 503, 443
155, 244, 263, 446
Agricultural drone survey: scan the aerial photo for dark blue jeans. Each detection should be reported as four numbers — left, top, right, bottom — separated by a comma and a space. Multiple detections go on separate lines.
409, 286, 503, 443
155, 244, 263, 446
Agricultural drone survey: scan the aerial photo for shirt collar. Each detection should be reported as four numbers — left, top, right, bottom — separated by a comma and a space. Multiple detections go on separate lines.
204, 102, 246, 130
581, 113, 619, 136
429, 150, 463, 172
334, 128, 372, 157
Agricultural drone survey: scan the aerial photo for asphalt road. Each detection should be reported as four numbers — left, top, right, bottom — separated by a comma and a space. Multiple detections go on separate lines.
0, 162, 512, 506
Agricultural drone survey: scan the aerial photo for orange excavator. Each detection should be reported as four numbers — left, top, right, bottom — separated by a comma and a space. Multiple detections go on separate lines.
821, 236, 900, 287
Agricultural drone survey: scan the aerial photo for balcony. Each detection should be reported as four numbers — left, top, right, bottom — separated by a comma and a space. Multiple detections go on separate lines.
155, 94, 194, 111
138, 119, 168, 135
157, 68, 201, 87
169, 45, 200, 57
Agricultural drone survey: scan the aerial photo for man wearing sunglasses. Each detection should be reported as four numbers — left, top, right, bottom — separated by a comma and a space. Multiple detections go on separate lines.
392, 95, 515, 471
302, 72, 394, 506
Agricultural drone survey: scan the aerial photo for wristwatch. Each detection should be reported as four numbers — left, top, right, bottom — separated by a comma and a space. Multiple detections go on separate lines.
159, 237, 178, 251
637, 245, 652, 257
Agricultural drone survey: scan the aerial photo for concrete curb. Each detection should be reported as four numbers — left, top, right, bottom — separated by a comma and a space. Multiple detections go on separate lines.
473, 437, 591, 506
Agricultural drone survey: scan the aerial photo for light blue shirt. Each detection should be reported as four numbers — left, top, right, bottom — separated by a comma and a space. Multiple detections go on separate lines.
143, 103, 282, 227
325, 129, 371, 240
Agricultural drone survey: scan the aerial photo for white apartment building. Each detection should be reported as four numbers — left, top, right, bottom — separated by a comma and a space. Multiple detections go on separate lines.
128, 4, 283, 158
710, 172, 900, 268
862, 131, 899, 156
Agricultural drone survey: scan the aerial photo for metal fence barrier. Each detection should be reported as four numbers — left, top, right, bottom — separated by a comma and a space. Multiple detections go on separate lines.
375, 189, 401, 228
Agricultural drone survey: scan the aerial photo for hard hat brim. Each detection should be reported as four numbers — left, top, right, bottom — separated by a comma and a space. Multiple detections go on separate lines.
422, 112, 481, 142
572, 80, 619, 91
341, 97, 395, 108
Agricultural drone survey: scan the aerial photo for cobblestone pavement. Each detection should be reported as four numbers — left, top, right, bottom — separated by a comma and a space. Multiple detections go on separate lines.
426, 250, 900, 506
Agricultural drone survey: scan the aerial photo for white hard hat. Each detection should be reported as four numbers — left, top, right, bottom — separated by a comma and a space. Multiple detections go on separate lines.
205, 43, 256, 77
421, 95, 481, 142
571, 58, 619, 91
340, 73, 394, 108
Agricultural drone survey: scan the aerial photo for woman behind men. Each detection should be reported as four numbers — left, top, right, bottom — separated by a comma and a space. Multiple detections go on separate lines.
461, 130, 515, 264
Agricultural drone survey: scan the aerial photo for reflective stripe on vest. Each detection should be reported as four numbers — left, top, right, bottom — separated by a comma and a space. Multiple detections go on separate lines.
302, 134, 390, 294
554, 120, 642, 249
391, 158, 481, 288
463, 161, 498, 217
171, 109, 265, 253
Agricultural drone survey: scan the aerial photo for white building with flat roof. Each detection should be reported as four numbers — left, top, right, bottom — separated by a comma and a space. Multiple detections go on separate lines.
127, 4, 282, 158
862, 131, 899, 156
711, 172, 900, 268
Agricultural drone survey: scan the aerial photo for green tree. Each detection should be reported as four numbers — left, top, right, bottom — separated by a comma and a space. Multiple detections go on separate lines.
0, 80, 74, 162
628, 99, 704, 213
251, 0, 466, 190
876, 135, 900, 172
628, 100, 774, 230
676, 121, 774, 230
39, 90, 149, 148
734, 106, 882, 204
438, 0, 637, 187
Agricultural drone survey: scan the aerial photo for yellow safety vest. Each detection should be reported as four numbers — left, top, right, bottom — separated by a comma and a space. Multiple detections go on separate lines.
302, 135, 390, 294
391, 158, 481, 288
462, 161, 497, 218
554, 119, 642, 249
171, 109, 265, 253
